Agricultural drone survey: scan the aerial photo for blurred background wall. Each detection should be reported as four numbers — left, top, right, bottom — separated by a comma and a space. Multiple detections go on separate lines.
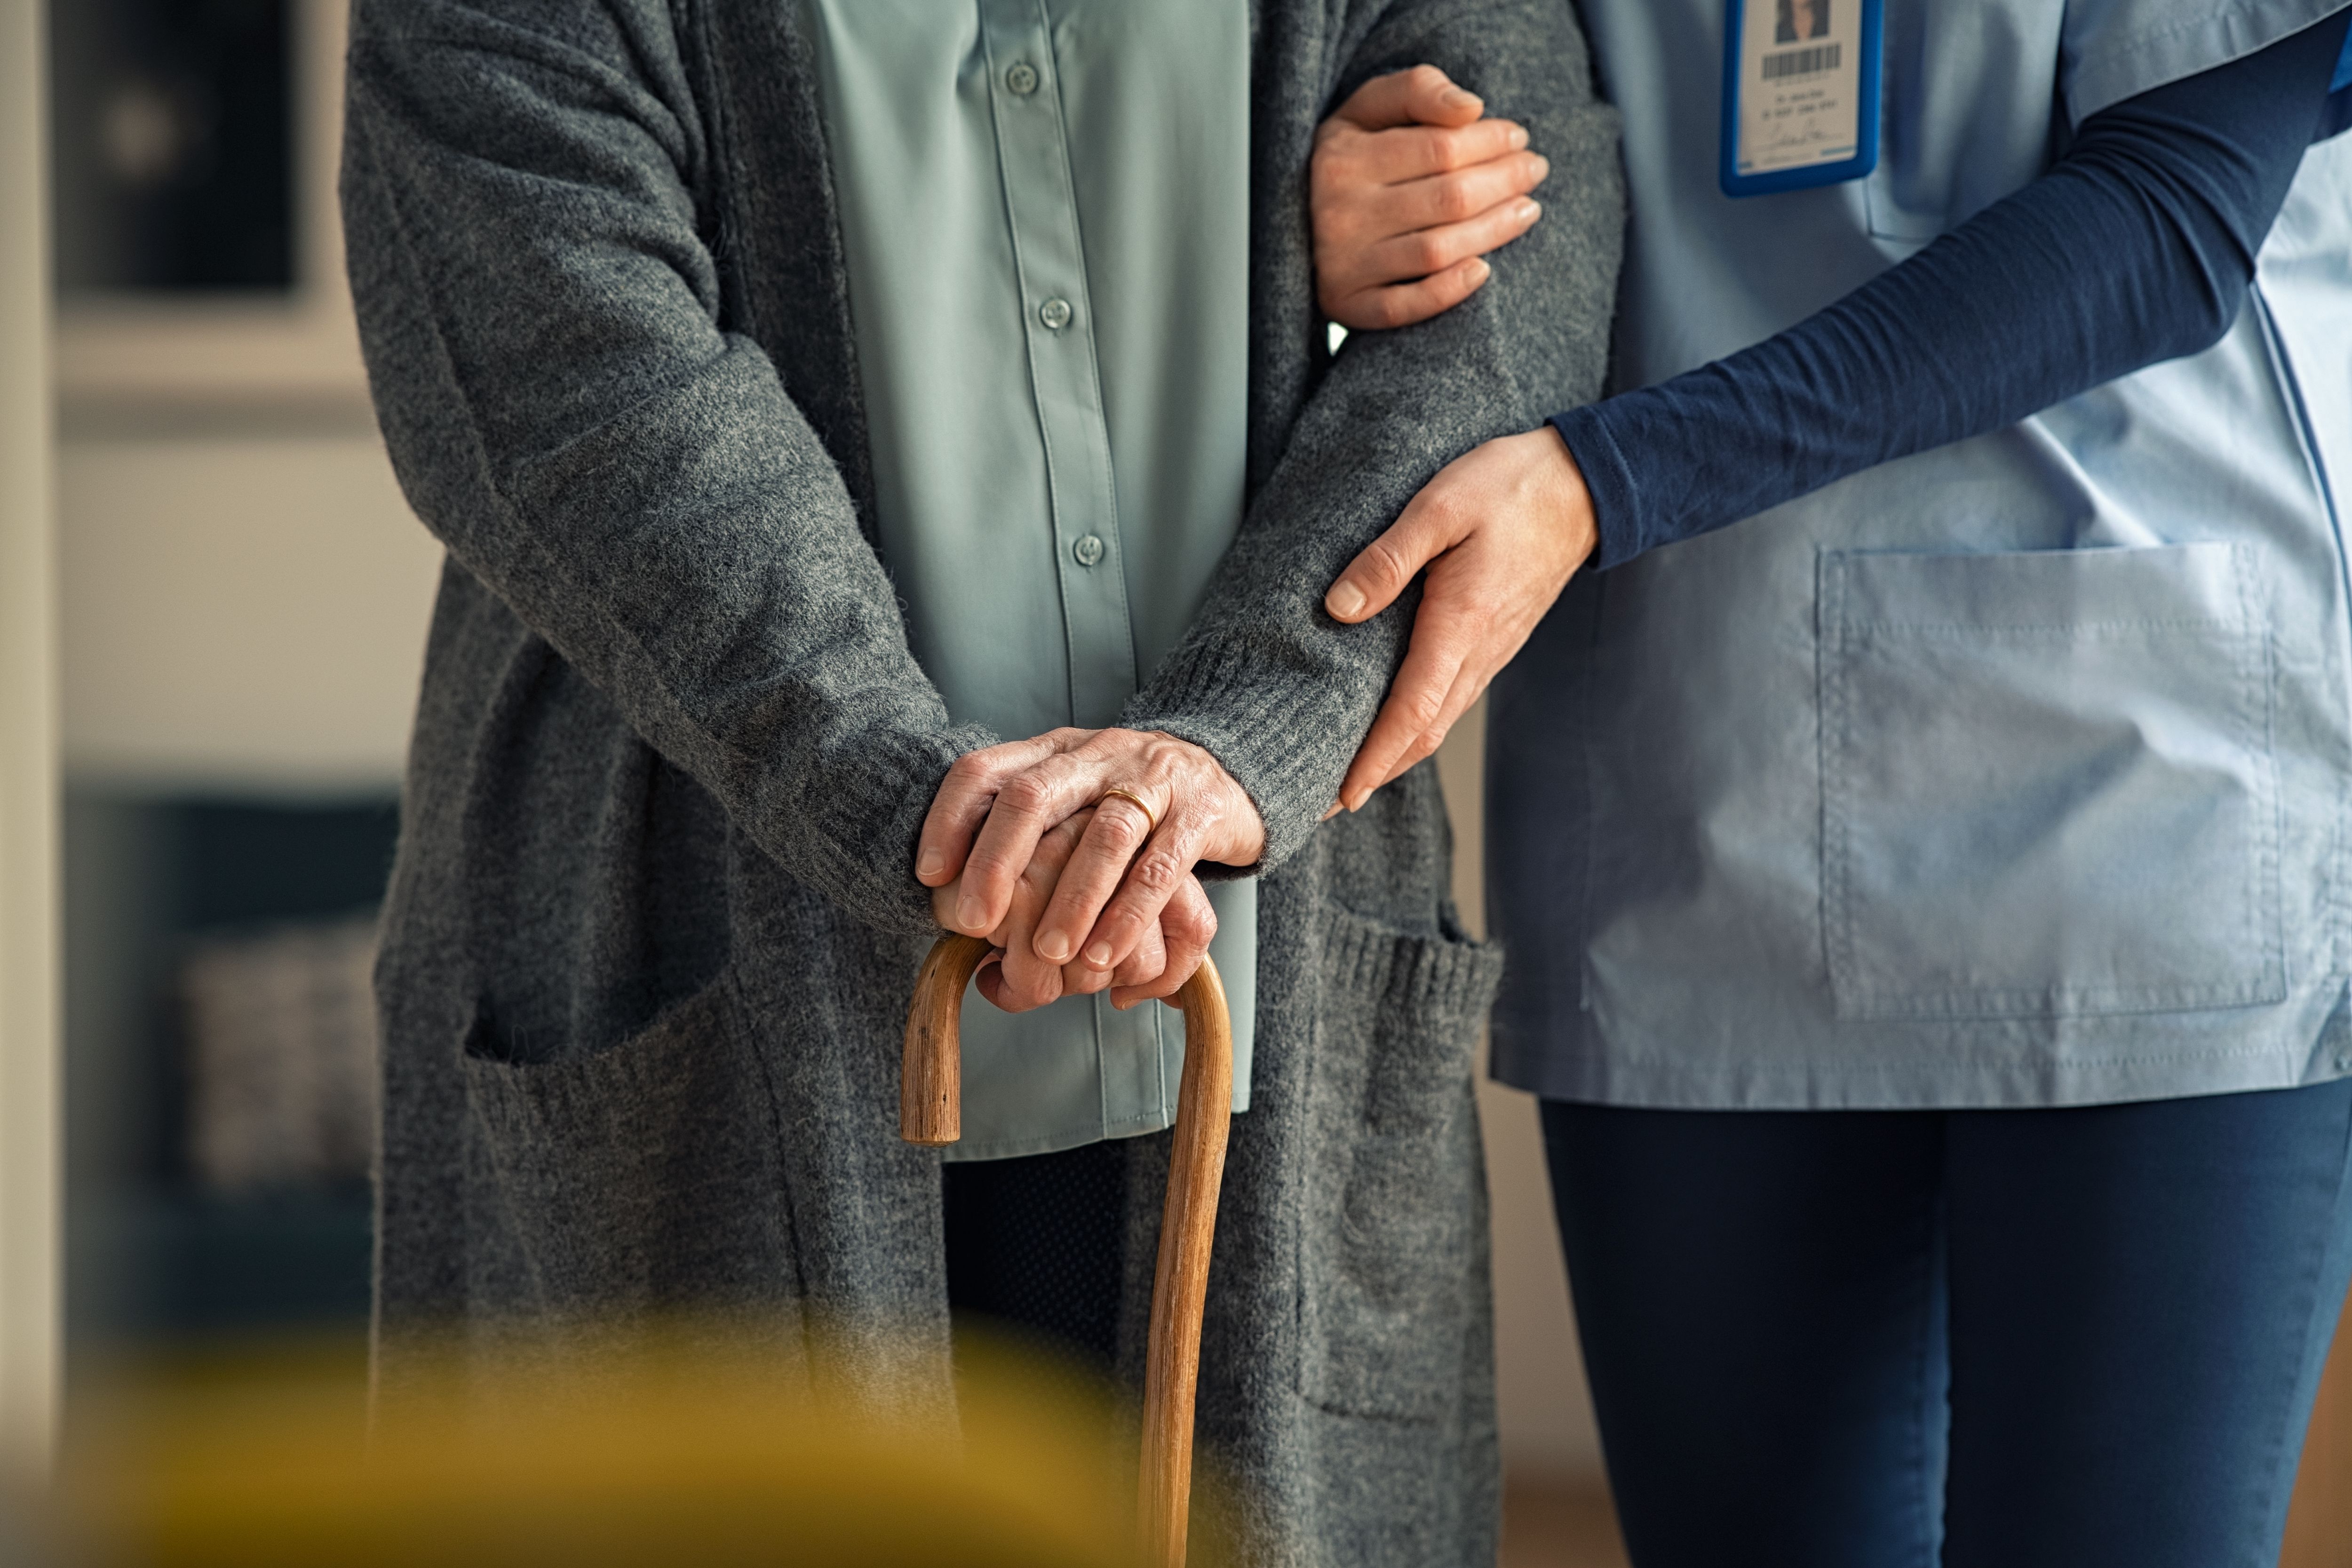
3, 0, 64, 1485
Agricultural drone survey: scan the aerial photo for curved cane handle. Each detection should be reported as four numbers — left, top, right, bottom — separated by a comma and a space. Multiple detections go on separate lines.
900, 933, 993, 1146
899, 931, 1232, 1568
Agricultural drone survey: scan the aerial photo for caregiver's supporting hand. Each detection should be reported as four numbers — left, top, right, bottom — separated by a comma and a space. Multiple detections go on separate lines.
918, 728, 1265, 996
1325, 426, 1598, 812
1312, 66, 1549, 330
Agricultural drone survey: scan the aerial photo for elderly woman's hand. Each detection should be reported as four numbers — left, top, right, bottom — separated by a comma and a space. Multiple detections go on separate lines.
918, 728, 1265, 994
930, 807, 1222, 1012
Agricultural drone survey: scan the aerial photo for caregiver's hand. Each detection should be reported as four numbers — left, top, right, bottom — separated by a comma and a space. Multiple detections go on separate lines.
1325, 426, 1597, 812
930, 809, 1220, 1012
918, 728, 1264, 990
1312, 65, 1549, 331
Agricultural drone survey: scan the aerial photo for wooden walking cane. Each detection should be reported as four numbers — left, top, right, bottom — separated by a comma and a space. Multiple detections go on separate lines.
902, 931, 1233, 1568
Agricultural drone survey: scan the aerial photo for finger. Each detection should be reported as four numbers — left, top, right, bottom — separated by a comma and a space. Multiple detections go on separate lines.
1333, 195, 1541, 303
1372, 658, 1491, 796
985, 812, 1090, 1012
1338, 601, 1471, 812
1033, 788, 1164, 965
1336, 119, 1533, 189
1380, 153, 1548, 237
917, 730, 1084, 888
1104, 912, 1169, 996
1326, 254, 1493, 333
1081, 808, 1213, 979
1331, 64, 1484, 133
1325, 483, 1474, 625
973, 954, 1010, 1010
951, 749, 1114, 935
1111, 877, 1216, 1011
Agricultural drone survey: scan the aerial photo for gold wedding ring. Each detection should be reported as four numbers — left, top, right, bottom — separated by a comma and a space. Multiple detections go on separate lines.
1096, 786, 1161, 837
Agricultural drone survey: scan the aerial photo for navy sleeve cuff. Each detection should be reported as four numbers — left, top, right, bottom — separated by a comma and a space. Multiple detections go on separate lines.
1549, 406, 1646, 572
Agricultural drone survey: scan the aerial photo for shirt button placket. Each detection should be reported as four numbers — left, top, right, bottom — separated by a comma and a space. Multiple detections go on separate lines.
985, 1, 1136, 730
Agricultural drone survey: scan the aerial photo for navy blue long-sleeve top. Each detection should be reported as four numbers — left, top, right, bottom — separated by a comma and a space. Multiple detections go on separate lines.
1555, 12, 2352, 572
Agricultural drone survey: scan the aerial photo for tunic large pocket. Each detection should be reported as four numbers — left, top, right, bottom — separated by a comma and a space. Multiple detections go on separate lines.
459, 970, 797, 1315
1298, 904, 1504, 1423
1819, 543, 2286, 1021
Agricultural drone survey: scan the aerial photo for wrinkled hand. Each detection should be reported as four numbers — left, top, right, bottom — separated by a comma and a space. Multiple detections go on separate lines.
1325, 427, 1597, 812
1311, 65, 1549, 331
930, 809, 1219, 1012
918, 728, 1265, 1007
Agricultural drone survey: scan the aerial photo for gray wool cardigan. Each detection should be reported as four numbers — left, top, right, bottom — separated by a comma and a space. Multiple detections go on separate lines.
342, 0, 1620, 1560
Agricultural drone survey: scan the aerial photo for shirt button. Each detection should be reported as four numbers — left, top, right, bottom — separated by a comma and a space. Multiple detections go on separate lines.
1004, 62, 1040, 96
1038, 296, 1073, 331
1072, 533, 1105, 567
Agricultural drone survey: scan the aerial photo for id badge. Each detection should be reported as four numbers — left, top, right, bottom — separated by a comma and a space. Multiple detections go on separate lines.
1719, 0, 1881, 198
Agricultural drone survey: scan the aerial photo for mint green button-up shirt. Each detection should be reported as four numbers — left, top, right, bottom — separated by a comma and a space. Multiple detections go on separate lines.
796, 0, 1256, 1160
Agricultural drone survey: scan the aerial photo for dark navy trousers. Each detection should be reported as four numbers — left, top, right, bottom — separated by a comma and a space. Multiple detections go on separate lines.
1542, 1079, 2352, 1568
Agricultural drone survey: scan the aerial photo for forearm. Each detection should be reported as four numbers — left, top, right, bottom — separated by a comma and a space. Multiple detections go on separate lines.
1125, 0, 1623, 865
1560, 9, 2351, 571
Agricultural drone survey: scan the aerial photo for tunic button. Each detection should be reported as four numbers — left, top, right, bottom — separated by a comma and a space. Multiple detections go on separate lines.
1004, 62, 1040, 96
1072, 533, 1105, 567
1038, 296, 1073, 331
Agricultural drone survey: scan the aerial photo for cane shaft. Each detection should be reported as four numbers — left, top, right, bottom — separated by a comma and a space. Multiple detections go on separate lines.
1139, 957, 1232, 1568
899, 934, 1231, 1566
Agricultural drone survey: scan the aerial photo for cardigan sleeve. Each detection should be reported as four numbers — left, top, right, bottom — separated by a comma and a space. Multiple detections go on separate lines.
1119, 0, 1626, 871
341, 0, 987, 937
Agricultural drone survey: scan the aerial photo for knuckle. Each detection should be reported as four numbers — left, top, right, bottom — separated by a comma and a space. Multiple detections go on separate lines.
1433, 177, 1478, 223
998, 773, 1054, 817
1364, 536, 1416, 589
1406, 232, 1451, 275
1128, 853, 1181, 896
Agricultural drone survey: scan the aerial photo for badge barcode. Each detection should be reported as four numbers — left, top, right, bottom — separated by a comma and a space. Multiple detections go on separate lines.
1761, 42, 1842, 80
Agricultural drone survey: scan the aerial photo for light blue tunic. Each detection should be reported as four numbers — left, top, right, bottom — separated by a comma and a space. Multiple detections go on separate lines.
796, 0, 1256, 1158
1490, 0, 2352, 1109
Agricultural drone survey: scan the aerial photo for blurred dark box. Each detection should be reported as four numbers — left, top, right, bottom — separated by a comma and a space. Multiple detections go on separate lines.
51, 0, 293, 294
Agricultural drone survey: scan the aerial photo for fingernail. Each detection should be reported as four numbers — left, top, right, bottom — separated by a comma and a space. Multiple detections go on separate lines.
1321, 802, 1343, 822
917, 850, 943, 880
1037, 931, 1071, 963
1345, 788, 1370, 813
1469, 257, 1491, 283
1530, 154, 1550, 181
1443, 87, 1480, 111
957, 895, 986, 931
1509, 124, 1529, 150
1328, 581, 1367, 619
1519, 198, 1542, 223
1085, 942, 1112, 968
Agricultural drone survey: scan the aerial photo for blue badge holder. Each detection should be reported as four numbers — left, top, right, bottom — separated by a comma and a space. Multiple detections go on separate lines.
1720, 0, 1883, 199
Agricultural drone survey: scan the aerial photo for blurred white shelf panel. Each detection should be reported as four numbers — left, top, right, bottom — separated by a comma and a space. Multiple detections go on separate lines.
59, 434, 440, 789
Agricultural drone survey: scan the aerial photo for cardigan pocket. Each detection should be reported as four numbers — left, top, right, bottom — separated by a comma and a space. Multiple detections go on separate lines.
1297, 904, 1505, 1423
1819, 543, 2288, 1021
459, 969, 798, 1317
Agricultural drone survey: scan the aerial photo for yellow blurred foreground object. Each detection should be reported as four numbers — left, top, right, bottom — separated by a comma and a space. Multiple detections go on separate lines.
57, 1329, 1211, 1568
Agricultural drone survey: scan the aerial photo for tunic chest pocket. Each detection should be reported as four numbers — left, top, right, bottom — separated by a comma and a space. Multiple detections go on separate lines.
1818, 542, 2286, 1021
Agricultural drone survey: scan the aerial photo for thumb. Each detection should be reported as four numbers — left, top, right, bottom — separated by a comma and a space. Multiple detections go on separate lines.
1324, 489, 1464, 624
1333, 64, 1484, 133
